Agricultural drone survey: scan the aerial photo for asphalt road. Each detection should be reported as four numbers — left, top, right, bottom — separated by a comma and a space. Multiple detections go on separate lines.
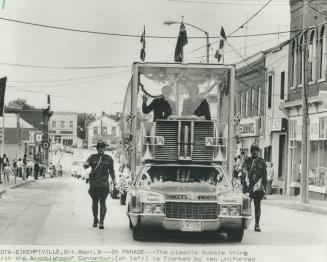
0, 176, 326, 246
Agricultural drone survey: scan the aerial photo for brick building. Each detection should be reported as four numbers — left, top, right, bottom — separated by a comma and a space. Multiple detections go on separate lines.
281, 0, 327, 198
0, 113, 33, 161
5, 108, 52, 164
235, 52, 266, 157
49, 111, 78, 146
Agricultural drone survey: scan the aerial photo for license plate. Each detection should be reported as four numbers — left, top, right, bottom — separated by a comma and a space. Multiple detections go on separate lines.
181, 220, 202, 232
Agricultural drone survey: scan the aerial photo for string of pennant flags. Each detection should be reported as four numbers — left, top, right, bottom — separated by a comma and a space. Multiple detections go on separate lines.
139, 23, 227, 64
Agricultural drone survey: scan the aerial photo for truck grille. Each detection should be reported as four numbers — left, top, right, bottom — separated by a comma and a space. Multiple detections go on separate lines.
154, 121, 178, 161
193, 121, 214, 162
165, 202, 218, 220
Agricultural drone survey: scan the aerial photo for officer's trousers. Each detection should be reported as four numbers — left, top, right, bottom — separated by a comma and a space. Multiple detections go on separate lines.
88, 187, 109, 222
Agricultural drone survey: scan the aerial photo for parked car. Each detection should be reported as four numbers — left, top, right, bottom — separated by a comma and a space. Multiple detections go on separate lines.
126, 163, 252, 242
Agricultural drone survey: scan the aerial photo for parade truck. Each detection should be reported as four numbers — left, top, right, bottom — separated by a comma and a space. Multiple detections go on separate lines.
121, 62, 252, 242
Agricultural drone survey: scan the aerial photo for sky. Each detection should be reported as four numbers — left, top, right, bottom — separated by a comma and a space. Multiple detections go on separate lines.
0, 0, 290, 115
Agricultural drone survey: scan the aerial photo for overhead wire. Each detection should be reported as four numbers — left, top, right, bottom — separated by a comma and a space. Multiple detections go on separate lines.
8, 69, 130, 83
7, 70, 130, 88
0, 16, 294, 40
164, 0, 288, 6
0, 61, 131, 70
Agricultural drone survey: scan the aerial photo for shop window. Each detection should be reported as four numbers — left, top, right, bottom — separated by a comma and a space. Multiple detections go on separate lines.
309, 30, 317, 82
299, 35, 304, 86
268, 75, 273, 109
240, 92, 244, 117
264, 146, 272, 162
257, 86, 261, 116
112, 127, 117, 136
251, 88, 255, 117
291, 40, 297, 87
319, 116, 327, 138
280, 71, 285, 100
245, 90, 249, 117
319, 26, 327, 80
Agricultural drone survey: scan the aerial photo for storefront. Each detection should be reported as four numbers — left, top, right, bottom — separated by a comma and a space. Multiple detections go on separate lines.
238, 117, 262, 157
288, 114, 327, 199
267, 118, 288, 193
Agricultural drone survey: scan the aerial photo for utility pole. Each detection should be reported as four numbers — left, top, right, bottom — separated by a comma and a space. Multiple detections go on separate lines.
301, 0, 309, 204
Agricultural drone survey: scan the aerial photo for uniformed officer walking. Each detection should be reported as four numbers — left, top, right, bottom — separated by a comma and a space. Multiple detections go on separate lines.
84, 140, 117, 229
241, 144, 267, 232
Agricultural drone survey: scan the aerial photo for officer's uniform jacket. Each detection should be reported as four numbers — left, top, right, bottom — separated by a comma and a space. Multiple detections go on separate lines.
241, 156, 267, 193
85, 154, 115, 189
142, 97, 174, 121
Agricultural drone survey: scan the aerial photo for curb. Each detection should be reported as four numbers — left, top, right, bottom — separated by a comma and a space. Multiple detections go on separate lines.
263, 200, 327, 216
0, 177, 49, 195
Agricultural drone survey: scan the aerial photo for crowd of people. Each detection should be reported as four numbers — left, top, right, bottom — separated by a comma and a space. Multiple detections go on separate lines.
0, 153, 63, 184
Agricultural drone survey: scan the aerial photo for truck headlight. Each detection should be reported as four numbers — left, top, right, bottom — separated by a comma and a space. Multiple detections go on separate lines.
219, 206, 229, 216
142, 204, 164, 214
219, 205, 241, 216
153, 204, 164, 214
143, 204, 153, 214
229, 205, 240, 216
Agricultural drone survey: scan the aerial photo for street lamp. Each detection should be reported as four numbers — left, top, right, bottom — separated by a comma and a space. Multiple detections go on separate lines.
163, 20, 210, 63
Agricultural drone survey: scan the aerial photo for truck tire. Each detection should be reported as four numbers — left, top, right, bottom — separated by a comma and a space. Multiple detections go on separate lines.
129, 216, 133, 229
132, 225, 143, 241
120, 193, 126, 205
226, 228, 244, 242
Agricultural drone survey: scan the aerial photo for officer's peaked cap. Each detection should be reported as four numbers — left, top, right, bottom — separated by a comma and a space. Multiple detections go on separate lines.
94, 140, 108, 148
250, 143, 259, 152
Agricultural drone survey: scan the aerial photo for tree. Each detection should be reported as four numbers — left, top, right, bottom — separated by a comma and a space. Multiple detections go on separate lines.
6, 98, 36, 110
107, 112, 122, 122
77, 113, 96, 139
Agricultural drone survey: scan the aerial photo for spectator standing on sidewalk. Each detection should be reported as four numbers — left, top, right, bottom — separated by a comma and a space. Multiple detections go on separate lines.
22, 154, 27, 180
241, 143, 267, 232
34, 161, 40, 180
0, 155, 2, 184
83, 140, 117, 230
12, 159, 17, 178
266, 163, 274, 195
18, 158, 24, 179
3, 163, 12, 183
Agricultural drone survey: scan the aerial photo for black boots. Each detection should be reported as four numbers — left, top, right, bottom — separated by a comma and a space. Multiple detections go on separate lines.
99, 221, 104, 230
254, 224, 261, 232
254, 207, 261, 232
93, 218, 98, 228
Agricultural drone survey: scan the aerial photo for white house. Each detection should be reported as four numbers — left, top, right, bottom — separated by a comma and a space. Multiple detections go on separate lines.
87, 114, 121, 149
264, 42, 289, 192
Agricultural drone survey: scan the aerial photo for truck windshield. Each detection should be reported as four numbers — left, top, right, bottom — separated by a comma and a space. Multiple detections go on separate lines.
138, 67, 228, 121
137, 165, 231, 191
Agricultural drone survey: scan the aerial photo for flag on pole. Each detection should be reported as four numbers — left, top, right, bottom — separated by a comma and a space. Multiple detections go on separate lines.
0, 77, 7, 117
47, 94, 51, 110
174, 23, 188, 62
140, 26, 146, 62
215, 26, 227, 63
2, 0, 6, 10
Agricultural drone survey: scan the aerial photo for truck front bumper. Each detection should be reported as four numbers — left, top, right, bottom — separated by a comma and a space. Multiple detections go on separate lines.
129, 212, 252, 231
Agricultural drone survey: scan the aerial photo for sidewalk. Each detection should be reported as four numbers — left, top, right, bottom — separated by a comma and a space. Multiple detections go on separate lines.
263, 194, 327, 216
0, 176, 40, 195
